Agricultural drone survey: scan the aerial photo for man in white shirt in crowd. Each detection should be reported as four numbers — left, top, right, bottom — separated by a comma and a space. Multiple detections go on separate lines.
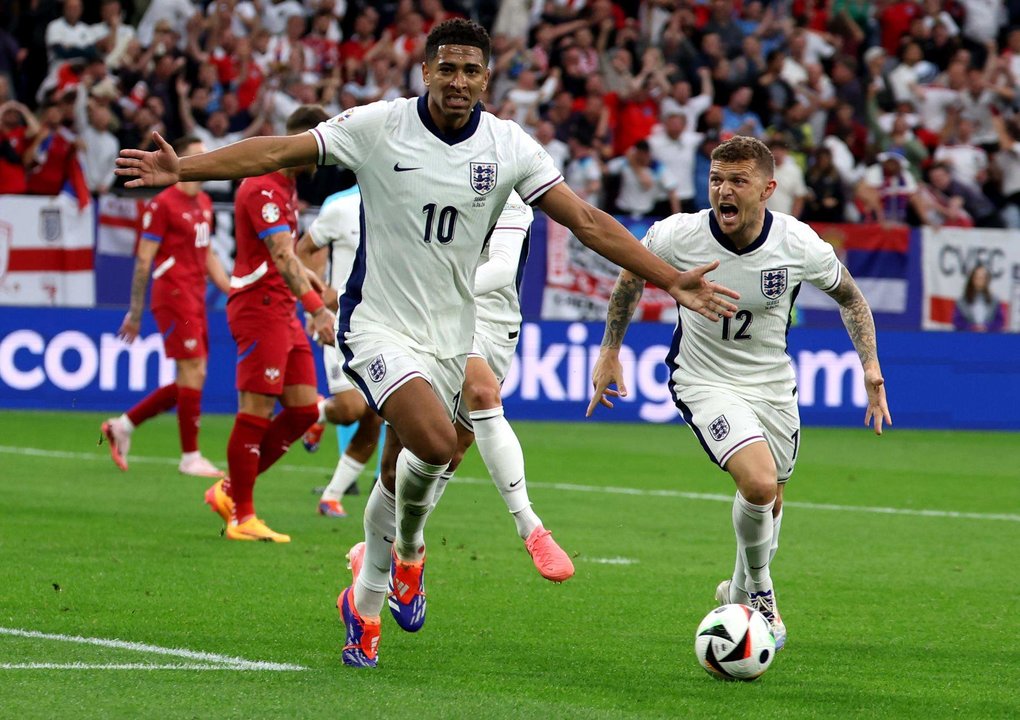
766, 135, 808, 219
648, 111, 704, 214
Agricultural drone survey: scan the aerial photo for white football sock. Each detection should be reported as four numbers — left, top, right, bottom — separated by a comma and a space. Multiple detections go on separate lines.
732, 491, 775, 592
316, 397, 328, 424
353, 479, 394, 619
118, 413, 135, 432
321, 454, 365, 502
470, 407, 541, 539
181, 450, 200, 463
729, 551, 747, 602
429, 470, 454, 512
770, 508, 783, 564
394, 449, 447, 561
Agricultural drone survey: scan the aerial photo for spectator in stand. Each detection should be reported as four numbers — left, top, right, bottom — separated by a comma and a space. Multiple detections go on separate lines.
922, 16, 963, 71
991, 112, 1020, 229
888, 40, 939, 106
959, 64, 1011, 147
265, 15, 316, 76
935, 111, 988, 188
869, 92, 930, 180
137, 0, 198, 49
721, 86, 764, 139
93, 0, 137, 71
534, 120, 570, 173
542, 90, 576, 143
830, 55, 865, 121
341, 7, 380, 77
45, 0, 95, 64
953, 264, 1006, 332
648, 110, 703, 213
24, 96, 86, 199
606, 139, 679, 218
261, 0, 306, 36
799, 63, 838, 144
0, 101, 39, 195
855, 150, 925, 225
755, 49, 796, 128
74, 77, 119, 196
803, 146, 848, 223
506, 67, 559, 132
766, 135, 809, 218
829, 100, 869, 163
660, 68, 714, 131
701, 0, 746, 58
921, 161, 1002, 227
565, 137, 603, 208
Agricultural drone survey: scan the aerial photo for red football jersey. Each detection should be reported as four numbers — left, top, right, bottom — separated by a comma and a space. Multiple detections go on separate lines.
229, 171, 299, 314
140, 185, 214, 313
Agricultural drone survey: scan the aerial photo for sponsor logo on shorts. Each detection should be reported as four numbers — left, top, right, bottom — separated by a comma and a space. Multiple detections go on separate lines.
709, 415, 730, 441
761, 268, 788, 299
264, 366, 281, 383
368, 354, 386, 382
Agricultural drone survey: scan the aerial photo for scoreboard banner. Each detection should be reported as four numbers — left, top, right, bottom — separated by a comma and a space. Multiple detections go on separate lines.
921, 226, 1020, 332
2, 309, 1019, 430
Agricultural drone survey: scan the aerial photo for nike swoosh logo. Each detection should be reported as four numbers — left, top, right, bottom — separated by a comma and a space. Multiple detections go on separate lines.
509, 477, 523, 488
393, 163, 422, 172
383, 535, 395, 544
749, 563, 768, 570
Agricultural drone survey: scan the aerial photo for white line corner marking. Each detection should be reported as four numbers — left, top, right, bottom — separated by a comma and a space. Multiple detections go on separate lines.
0, 627, 305, 671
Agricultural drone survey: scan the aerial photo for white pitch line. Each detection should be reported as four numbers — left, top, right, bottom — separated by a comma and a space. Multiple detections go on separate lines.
0, 628, 305, 672
0, 663, 263, 671
586, 557, 639, 565
2, 445, 1018, 523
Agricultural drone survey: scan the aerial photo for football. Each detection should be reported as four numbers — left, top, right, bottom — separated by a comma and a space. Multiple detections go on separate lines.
694, 604, 776, 681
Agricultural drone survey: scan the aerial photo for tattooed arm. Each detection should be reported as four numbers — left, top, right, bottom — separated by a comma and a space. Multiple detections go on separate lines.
264, 230, 336, 346
825, 265, 892, 434
586, 269, 646, 416
117, 238, 159, 343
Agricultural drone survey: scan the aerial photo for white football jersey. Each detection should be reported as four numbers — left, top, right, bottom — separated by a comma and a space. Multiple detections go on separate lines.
643, 209, 842, 405
308, 185, 361, 293
474, 191, 533, 344
310, 97, 563, 359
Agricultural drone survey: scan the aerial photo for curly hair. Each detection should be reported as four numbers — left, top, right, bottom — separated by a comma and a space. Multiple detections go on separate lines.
425, 18, 491, 64
710, 135, 775, 178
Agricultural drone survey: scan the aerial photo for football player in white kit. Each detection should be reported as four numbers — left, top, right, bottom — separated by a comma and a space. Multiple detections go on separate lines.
431, 190, 575, 582
295, 185, 384, 518
116, 19, 741, 669
588, 136, 892, 651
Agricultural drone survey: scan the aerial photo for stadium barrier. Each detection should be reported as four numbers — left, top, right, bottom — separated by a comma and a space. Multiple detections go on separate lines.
1, 309, 1018, 430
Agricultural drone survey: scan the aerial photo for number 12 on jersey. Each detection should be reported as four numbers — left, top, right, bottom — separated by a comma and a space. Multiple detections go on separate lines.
721, 310, 753, 341
421, 204, 459, 245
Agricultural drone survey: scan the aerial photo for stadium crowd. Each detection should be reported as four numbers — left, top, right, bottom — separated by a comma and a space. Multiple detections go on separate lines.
1, 0, 1019, 227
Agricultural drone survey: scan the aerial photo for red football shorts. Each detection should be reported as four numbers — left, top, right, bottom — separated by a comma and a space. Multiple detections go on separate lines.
228, 302, 316, 395
152, 304, 208, 360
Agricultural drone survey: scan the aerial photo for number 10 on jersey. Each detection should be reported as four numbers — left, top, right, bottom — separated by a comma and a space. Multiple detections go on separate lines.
421, 204, 459, 245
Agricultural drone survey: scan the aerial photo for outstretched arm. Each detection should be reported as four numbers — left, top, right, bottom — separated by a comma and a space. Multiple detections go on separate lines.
586, 269, 646, 416
534, 182, 739, 319
825, 266, 892, 434
116, 131, 319, 188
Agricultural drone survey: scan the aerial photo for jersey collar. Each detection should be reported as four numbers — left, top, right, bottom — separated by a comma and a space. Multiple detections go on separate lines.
416, 95, 482, 146
708, 209, 774, 255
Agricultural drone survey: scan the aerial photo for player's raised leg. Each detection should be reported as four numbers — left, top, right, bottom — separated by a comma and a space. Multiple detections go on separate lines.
447, 357, 573, 582
100, 384, 177, 471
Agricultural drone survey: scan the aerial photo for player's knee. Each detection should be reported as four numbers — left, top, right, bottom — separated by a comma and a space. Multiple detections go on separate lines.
414, 424, 457, 466
463, 378, 502, 412
740, 473, 778, 506
324, 395, 362, 425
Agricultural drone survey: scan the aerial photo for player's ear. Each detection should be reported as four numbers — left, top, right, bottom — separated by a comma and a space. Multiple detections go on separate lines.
421, 61, 430, 87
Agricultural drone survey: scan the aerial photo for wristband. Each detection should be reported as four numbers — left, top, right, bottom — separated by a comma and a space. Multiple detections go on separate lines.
300, 290, 324, 314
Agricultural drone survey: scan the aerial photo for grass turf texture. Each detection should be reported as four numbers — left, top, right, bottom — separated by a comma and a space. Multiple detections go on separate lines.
1, 410, 1018, 719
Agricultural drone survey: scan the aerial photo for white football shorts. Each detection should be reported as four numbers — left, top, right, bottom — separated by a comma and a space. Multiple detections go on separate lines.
672, 384, 801, 483
455, 330, 517, 431
323, 342, 356, 395
338, 328, 466, 421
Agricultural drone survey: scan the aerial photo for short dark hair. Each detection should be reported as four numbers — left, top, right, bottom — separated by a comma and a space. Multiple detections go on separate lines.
711, 135, 774, 178
171, 134, 202, 156
425, 18, 490, 64
286, 104, 329, 134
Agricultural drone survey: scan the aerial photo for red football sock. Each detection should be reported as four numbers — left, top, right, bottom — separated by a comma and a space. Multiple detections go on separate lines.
176, 386, 202, 454
227, 413, 271, 522
125, 384, 177, 426
258, 404, 319, 473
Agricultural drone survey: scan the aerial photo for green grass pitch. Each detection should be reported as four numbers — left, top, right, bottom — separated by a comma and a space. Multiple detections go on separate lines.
0, 410, 1018, 719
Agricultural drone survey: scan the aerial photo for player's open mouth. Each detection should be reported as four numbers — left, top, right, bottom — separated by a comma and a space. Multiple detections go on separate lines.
446, 95, 469, 108
719, 203, 739, 221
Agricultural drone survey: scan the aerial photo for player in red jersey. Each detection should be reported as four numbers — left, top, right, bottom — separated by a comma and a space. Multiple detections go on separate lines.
101, 136, 231, 478
203, 106, 337, 543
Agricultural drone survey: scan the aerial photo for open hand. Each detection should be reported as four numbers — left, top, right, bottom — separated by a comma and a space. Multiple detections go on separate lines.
667, 259, 740, 321
115, 131, 180, 188
864, 366, 892, 435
